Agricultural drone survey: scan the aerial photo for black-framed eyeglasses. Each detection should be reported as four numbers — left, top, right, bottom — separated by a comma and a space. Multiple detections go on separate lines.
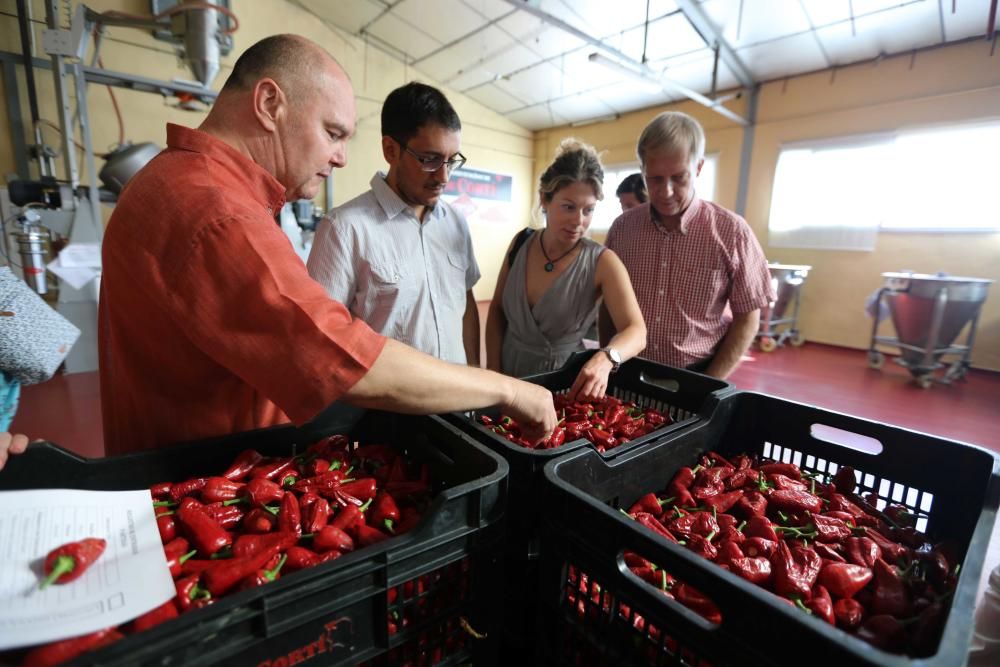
393, 137, 466, 173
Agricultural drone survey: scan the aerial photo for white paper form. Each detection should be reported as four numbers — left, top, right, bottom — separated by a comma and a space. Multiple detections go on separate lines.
0, 489, 175, 651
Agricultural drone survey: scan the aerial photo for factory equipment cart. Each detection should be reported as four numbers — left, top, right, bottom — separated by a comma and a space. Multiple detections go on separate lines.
756, 263, 811, 352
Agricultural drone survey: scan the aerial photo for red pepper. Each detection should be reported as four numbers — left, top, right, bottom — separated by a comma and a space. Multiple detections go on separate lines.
238, 553, 288, 591
201, 476, 245, 504
396, 506, 423, 533
812, 514, 852, 543
22, 627, 124, 667
150, 481, 173, 500
628, 492, 667, 516
825, 492, 865, 519
729, 556, 772, 586
845, 536, 882, 568
717, 539, 745, 565
202, 503, 245, 530
667, 481, 696, 508
588, 427, 616, 450
545, 427, 567, 449
164, 541, 197, 578
604, 404, 627, 427
169, 477, 208, 501
40, 537, 107, 588
733, 491, 768, 518
746, 516, 779, 542
813, 543, 847, 563
818, 562, 873, 599
202, 541, 290, 596
806, 585, 835, 625
772, 542, 822, 600
277, 492, 302, 537
222, 449, 264, 481
832, 465, 857, 495
284, 546, 322, 572
314, 525, 355, 552
673, 583, 721, 624
833, 597, 864, 630
244, 477, 285, 507
174, 573, 210, 612
292, 469, 348, 495
250, 458, 297, 482
759, 462, 803, 480
743, 536, 778, 559
686, 533, 718, 560
384, 479, 430, 499
302, 496, 332, 534
703, 489, 744, 513
130, 599, 179, 632
177, 503, 232, 555
823, 510, 857, 523
768, 474, 809, 492
156, 513, 177, 543
356, 523, 391, 548
330, 504, 364, 532
370, 491, 401, 532
242, 507, 276, 533
726, 468, 760, 490
768, 489, 823, 514
180, 558, 218, 576
232, 531, 298, 559
634, 512, 679, 543
644, 409, 668, 426
871, 558, 911, 616
857, 614, 906, 653
864, 528, 910, 563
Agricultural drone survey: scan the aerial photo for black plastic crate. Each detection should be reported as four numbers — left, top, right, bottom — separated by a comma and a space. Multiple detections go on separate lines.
0, 413, 507, 667
537, 391, 1000, 666
446, 351, 732, 557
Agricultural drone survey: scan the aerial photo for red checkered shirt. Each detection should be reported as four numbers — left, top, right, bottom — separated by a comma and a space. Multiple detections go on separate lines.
605, 197, 774, 368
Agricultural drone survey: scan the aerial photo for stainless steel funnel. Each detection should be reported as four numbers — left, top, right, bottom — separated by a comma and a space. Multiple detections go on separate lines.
882, 272, 993, 371
769, 264, 811, 320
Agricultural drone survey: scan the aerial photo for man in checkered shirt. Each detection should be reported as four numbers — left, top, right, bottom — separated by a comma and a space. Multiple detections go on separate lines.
600, 112, 774, 379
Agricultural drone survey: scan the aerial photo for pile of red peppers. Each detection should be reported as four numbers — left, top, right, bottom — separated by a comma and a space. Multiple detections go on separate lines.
480, 394, 672, 451
580, 452, 958, 658
18, 436, 431, 667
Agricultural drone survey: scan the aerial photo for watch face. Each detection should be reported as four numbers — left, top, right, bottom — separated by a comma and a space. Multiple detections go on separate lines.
606, 348, 622, 364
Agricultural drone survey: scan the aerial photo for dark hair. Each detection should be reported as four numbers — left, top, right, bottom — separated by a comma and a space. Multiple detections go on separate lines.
381, 82, 461, 144
539, 138, 604, 204
616, 173, 648, 203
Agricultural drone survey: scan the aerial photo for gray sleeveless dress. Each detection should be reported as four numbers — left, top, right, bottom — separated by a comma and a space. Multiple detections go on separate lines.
500, 236, 604, 377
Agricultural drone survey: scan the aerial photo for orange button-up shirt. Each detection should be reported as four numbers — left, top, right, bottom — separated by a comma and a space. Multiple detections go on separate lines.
99, 124, 386, 455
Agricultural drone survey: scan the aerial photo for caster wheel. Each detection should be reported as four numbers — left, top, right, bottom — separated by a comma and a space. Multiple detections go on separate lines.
867, 351, 884, 369
759, 337, 777, 352
790, 331, 806, 347
916, 375, 933, 389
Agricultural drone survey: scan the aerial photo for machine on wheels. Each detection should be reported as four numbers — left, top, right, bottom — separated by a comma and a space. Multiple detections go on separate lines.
756, 263, 811, 352
867, 272, 993, 388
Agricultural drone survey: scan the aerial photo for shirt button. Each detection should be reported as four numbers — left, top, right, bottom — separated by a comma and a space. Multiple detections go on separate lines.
653, 344, 659, 350
661, 262, 667, 268
658, 289, 664, 295
656, 316, 661, 322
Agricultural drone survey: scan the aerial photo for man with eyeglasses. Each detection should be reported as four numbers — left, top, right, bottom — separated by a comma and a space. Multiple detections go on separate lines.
308, 82, 480, 366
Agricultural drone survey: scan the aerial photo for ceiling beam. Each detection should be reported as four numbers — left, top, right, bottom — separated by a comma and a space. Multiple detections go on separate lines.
674, 0, 755, 89
501, 0, 749, 125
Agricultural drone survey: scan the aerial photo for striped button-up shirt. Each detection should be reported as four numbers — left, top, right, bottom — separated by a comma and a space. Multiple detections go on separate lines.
605, 197, 773, 368
308, 173, 480, 365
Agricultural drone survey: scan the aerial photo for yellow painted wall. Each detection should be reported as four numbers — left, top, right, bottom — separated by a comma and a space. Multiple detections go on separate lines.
535, 39, 1000, 371
0, 0, 534, 299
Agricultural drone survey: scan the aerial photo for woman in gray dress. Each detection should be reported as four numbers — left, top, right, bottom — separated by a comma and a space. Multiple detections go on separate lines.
486, 139, 647, 401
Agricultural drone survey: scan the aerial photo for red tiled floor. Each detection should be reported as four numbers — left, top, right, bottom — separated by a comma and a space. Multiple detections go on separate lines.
729, 342, 1000, 453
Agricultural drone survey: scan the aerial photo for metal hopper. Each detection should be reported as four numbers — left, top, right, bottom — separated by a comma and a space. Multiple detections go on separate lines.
756, 263, 811, 352
868, 272, 993, 388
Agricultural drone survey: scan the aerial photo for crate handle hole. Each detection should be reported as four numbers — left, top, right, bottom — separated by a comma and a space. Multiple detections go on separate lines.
810, 424, 884, 455
638, 372, 680, 393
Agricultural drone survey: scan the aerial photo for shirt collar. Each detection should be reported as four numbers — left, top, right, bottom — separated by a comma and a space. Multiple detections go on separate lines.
370, 172, 444, 223
166, 123, 286, 216
649, 196, 702, 235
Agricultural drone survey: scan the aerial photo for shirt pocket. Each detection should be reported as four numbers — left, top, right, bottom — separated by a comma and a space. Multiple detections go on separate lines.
675, 265, 727, 315
364, 260, 417, 336
444, 252, 469, 312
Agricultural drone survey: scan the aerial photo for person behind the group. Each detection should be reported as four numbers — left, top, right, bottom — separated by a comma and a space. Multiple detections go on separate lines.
486, 139, 646, 400
600, 111, 773, 379
84, 33, 555, 459
616, 172, 648, 212
307, 83, 480, 366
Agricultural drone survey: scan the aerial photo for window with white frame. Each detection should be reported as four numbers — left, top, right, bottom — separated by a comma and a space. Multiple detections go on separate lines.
768, 120, 1000, 250
590, 154, 719, 231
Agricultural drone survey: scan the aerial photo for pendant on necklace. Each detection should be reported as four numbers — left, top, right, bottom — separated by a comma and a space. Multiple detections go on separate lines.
544, 262, 555, 272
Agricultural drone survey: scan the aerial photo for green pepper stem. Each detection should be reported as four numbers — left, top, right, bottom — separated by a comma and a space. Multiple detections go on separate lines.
40, 555, 75, 589
359, 498, 374, 513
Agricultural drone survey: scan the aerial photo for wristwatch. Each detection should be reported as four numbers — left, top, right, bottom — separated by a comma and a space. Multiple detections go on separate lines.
600, 347, 622, 373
